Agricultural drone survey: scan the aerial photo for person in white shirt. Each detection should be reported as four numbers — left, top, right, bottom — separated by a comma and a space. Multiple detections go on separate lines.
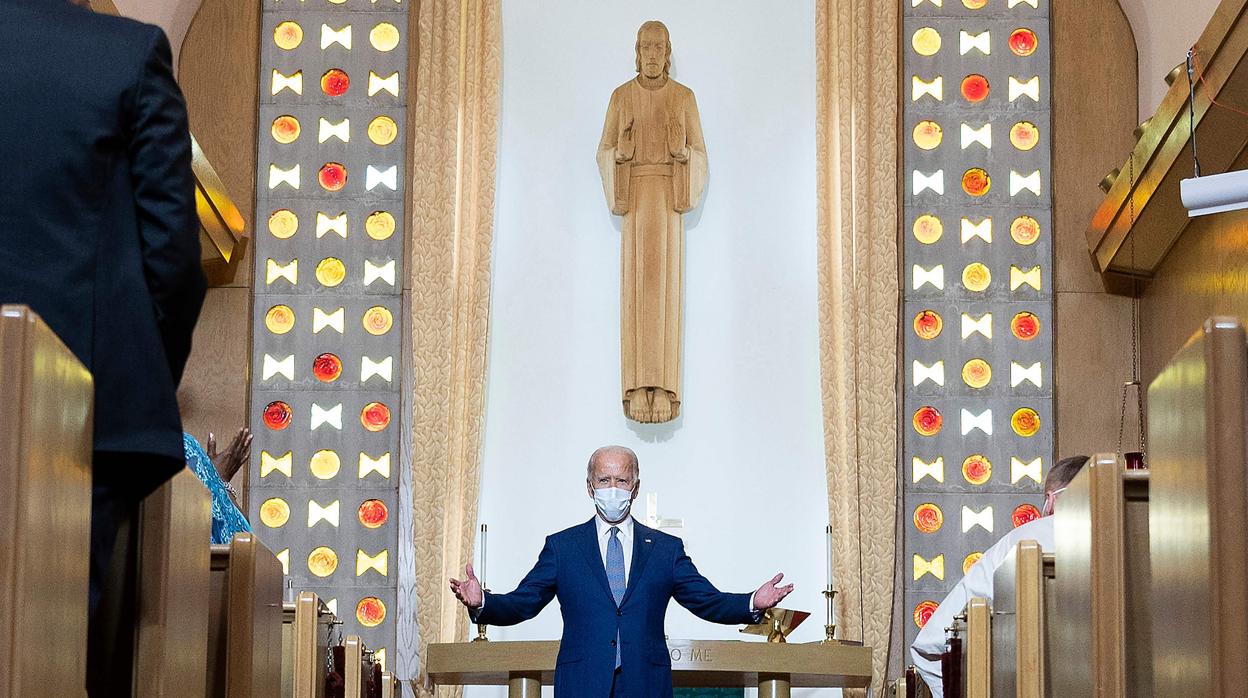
910, 455, 1090, 697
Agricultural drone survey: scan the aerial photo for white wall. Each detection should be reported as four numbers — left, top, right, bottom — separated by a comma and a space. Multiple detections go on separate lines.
1118, 0, 1222, 119
473, 1, 830, 696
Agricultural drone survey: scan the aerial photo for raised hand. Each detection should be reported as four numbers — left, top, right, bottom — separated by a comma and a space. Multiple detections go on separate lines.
207, 428, 252, 482
666, 114, 687, 161
751, 572, 795, 612
449, 563, 484, 609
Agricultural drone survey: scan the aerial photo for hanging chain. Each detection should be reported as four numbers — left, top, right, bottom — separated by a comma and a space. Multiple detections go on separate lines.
1116, 153, 1147, 456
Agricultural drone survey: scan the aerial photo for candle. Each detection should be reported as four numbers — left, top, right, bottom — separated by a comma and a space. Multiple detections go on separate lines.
480, 523, 488, 589
826, 523, 834, 590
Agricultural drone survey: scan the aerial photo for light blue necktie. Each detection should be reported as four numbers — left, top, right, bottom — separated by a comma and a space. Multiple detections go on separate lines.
607, 526, 625, 668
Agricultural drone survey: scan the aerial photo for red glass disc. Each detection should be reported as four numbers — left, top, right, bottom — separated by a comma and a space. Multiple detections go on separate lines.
913, 503, 944, 533
963, 454, 992, 485
313, 353, 342, 382
961, 74, 990, 103
1011, 312, 1040, 340
361, 402, 391, 431
1012, 503, 1041, 527
358, 499, 389, 528
1009, 28, 1038, 57
913, 406, 943, 436
319, 163, 347, 191
263, 401, 292, 430
356, 597, 386, 627
914, 310, 943, 340
914, 600, 939, 628
321, 69, 350, 96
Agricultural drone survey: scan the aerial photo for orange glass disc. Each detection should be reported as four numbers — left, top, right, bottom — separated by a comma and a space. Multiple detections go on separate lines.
1010, 121, 1039, 151
962, 454, 992, 485
960, 74, 990, 103
358, 499, 389, 529
913, 310, 943, 340
271, 115, 301, 144
363, 306, 393, 335
274, 21, 303, 50
321, 69, 350, 97
263, 401, 292, 430
1013, 503, 1041, 527
308, 547, 339, 577
962, 262, 991, 292
1011, 312, 1040, 340
365, 211, 396, 240
318, 163, 347, 191
367, 116, 398, 146
914, 600, 940, 628
1010, 215, 1041, 245
913, 406, 943, 436
962, 168, 991, 196
913, 214, 943, 244
962, 358, 992, 389
265, 304, 295, 334
313, 353, 342, 382
309, 450, 341, 479
259, 498, 290, 528
963, 552, 983, 574
361, 402, 391, 431
268, 209, 298, 239
1009, 28, 1038, 57
913, 120, 943, 150
356, 597, 387, 627
1012, 407, 1041, 437
914, 503, 944, 534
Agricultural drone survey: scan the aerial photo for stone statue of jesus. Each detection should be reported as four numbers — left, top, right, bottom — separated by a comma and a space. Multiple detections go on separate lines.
597, 20, 707, 424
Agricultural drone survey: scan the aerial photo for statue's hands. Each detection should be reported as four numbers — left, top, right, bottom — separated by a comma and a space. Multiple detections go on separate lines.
617, 117, 635, 163
667, 114, 688, 162
751, 573, 795, 612
449, 564, 484, 609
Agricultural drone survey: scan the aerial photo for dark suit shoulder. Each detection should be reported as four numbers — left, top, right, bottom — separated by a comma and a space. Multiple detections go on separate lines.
548, 518, 595, 543
4, 0, 163, 63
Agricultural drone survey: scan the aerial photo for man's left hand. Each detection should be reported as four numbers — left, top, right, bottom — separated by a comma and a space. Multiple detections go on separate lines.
752, 573, 795, 611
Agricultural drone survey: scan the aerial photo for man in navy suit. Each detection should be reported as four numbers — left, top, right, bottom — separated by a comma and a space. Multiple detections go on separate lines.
1, 0, 206, 693
450, 446, 795, 697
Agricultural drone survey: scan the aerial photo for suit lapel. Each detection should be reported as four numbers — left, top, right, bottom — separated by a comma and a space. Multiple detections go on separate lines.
620, 520, 655, 607
576, 518, 616, 604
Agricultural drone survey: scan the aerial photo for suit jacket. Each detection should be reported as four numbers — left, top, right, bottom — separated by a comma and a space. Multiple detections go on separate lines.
0, 0, 206, 479
476, 518, 759, 697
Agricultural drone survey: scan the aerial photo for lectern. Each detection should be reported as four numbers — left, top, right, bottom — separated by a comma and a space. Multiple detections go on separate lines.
428, 639, 873, 698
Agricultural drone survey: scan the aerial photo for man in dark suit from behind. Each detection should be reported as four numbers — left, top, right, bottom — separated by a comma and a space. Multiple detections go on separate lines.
0, 0, 206, 693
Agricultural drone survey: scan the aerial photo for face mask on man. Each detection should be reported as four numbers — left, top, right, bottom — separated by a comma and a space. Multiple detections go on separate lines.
593, 486, 634, 523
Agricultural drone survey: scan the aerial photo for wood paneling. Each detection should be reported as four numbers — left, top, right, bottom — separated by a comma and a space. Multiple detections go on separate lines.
1055, 291, 1140, 455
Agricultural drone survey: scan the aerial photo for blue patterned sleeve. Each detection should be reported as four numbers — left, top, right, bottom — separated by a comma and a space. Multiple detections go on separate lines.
183, 433, 253, 545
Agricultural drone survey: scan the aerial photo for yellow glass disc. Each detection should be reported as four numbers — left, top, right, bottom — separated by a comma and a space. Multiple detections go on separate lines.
274, 21, 303, 50
367, 116, 398, 146
265, 304, 295, 334
1011, 215, 1041, 245
268, 209, 298, 239
271, 115, 301, 144
963, 552, 984, 574
913, 120, 943, 150
308, 547, 339, 577
962, 358, 992, 389
962, 262, 991, 292
310, 450, 341, 480
365, 211, 396, 240
370, 22, 400, 51
315, 257, 346, 287
363, 306, 393, 336
913, 214, 943, 244
259, 498, 290, 528
962, 0, 988, 8
912, 27, 941, 56
1012, 407, 1041, 436
1010, 121, 1040, 151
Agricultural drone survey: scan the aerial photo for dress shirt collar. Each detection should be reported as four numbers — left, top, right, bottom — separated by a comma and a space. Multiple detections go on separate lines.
594, 513, 634, 541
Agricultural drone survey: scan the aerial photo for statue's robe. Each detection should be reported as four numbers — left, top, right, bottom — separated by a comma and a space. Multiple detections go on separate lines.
597, 77, 707, 422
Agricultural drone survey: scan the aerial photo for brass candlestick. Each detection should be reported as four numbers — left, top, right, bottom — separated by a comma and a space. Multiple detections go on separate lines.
822, 587, 839, 643
472, 587, 491, 642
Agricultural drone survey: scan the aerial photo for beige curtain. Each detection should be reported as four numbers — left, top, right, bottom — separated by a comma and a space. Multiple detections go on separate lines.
408, 0, 501, 693
816, 0, 900, 693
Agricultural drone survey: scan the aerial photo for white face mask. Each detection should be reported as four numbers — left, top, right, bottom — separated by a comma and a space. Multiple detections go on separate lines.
593, 486, 634, 523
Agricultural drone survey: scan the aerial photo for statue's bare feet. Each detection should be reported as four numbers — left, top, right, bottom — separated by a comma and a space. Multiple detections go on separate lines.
650, 389, 674, 423
624, 389, 652, 423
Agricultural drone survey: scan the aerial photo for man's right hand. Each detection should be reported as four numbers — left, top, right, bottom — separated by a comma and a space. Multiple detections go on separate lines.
449, 564, 484, 609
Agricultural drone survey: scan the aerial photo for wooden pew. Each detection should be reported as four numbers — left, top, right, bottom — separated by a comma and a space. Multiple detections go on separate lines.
380, 671, 401, 698
207, 532, 284, 696
1049, 453, 1151, 697
965, 597, 991, 698
0, 305, 93, 696
991, 540, 1045, 698
1147, 317, 1248, 696
283, 591, 336, 698
134, 468, 214, 697
342, 634, 383, 698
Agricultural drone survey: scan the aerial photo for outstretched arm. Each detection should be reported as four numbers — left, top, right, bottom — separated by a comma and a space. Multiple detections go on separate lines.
449, 537, 558, 627
672, 541, 773, 625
